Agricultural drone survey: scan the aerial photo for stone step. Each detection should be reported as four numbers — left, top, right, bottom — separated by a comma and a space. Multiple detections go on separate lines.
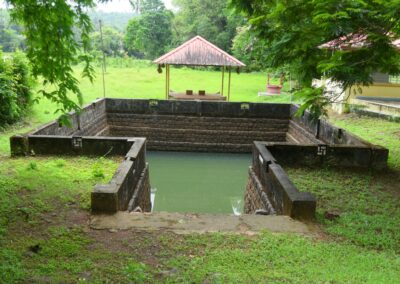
148, 141, 252, 152
108, 126, 287, 144
90, 211, 314, 235
107, 113, 289, 132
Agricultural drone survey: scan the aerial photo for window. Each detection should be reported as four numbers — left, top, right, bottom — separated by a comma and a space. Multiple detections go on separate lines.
389, 75, 400, 84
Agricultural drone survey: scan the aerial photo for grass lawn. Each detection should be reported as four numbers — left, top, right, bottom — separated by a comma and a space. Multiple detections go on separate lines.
0, 64, 399, 282
31, 63, 295, 126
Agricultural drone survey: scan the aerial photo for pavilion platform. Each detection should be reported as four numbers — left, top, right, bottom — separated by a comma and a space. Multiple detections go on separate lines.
169, 92, 226, 101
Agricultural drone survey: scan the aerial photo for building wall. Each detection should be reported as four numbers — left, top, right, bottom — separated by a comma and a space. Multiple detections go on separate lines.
314, 76, 400, 114
349, 83, 400, 101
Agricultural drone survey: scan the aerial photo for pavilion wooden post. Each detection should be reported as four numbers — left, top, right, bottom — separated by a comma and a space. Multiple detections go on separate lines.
165, 64, 170, 99
221, 66, 225, 96
227, 67, 232, 101
165, 65, 168, 99
167, 65, 170, 99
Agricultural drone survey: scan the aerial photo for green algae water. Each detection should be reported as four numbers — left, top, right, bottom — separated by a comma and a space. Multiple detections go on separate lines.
147, 151, 251, 214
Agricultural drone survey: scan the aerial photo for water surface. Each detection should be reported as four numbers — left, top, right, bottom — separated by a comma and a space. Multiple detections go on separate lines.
147, 151, 251, 213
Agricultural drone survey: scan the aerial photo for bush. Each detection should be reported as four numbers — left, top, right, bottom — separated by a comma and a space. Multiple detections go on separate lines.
0, 51, 34, 128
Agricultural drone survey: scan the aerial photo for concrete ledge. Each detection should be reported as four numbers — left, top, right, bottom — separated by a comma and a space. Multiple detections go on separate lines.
10, 135, 29, 156
351, 107, 400, 122
148, 141, 253, 153
265, 143, 388, 169
24, 136, 135, 156
90, 212, 314, 235
105, 98, 292, 118
248, 143, 317, 220
290, 104, 389, 153
31, 98, 106, 136
91, 140, 149, 213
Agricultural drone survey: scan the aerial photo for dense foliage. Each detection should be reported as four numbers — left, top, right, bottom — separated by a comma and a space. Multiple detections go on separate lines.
232, 26, 268, 71
124, 0, 244, 59
90, 26, 124, 58
5, 0, 103, 124
125, 0, 173, 59
0, 51, 34, 128
172, 0, 243, 52
232, 0, 400, 90
1, 9, 135, 54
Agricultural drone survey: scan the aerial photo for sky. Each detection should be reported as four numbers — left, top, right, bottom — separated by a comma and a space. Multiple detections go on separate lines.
96, 0, 174, 13
0, 0, 174, 12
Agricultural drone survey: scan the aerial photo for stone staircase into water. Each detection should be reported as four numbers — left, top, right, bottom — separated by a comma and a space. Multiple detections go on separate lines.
105, 113, 290, 152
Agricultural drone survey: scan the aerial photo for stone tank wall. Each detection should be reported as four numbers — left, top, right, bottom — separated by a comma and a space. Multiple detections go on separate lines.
107, 113, 289, 152
10, 98, 389, 216
104, 99, 293, 152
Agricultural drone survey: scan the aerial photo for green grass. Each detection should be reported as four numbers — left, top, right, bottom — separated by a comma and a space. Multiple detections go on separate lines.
3, 225, 399, 283
160, 233, 400, 283
0, 156, 118, 236
1, 225, 146, 283
1, 63, 400, 282
287, 166, 400, 252
1, 62, 292, 155
31, 64, 295, 124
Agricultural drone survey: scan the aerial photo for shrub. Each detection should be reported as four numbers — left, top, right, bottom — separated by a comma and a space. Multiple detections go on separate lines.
0, 51, 34, 128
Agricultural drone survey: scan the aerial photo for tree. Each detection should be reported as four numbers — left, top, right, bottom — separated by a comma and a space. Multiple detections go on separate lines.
125, 0, 173, 59
124, 17, 143, 58
232, 0, 400, 117
232, 26, 268, 71
172, 0, 243, 52
0, 9, 25, 52
135, 11, 173, 58
129, 0, 165, 14
0, 51, 34, 127
5, 0, 103, 124
90, 26, 124, 57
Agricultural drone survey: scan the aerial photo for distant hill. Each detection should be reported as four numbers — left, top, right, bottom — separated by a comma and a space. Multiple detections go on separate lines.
88, 10, 138, 32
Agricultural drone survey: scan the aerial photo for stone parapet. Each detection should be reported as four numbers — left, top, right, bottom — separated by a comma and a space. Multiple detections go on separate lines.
246, 142, 317, 220
91, 138, 150, 213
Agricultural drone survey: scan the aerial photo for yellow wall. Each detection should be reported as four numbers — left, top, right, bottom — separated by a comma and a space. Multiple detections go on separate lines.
349, 83, 400, 100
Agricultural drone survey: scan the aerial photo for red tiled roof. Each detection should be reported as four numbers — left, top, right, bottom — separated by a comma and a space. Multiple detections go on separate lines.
154, 36, 245, 67
319, 33, 400, 50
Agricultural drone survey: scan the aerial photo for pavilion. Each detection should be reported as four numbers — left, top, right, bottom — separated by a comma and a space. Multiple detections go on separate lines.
153, 36, 245, 101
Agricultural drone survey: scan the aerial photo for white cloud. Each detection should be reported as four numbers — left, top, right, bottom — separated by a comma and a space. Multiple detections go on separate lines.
0, 0, 174, 12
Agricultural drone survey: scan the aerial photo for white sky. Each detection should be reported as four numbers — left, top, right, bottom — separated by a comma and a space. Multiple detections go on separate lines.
0, 0, 174, 12
96, 0, 174, 13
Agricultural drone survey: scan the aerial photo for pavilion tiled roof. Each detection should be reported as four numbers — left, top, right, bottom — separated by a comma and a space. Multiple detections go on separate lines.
319, 33, 400, 50
154, 36, 245, 67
